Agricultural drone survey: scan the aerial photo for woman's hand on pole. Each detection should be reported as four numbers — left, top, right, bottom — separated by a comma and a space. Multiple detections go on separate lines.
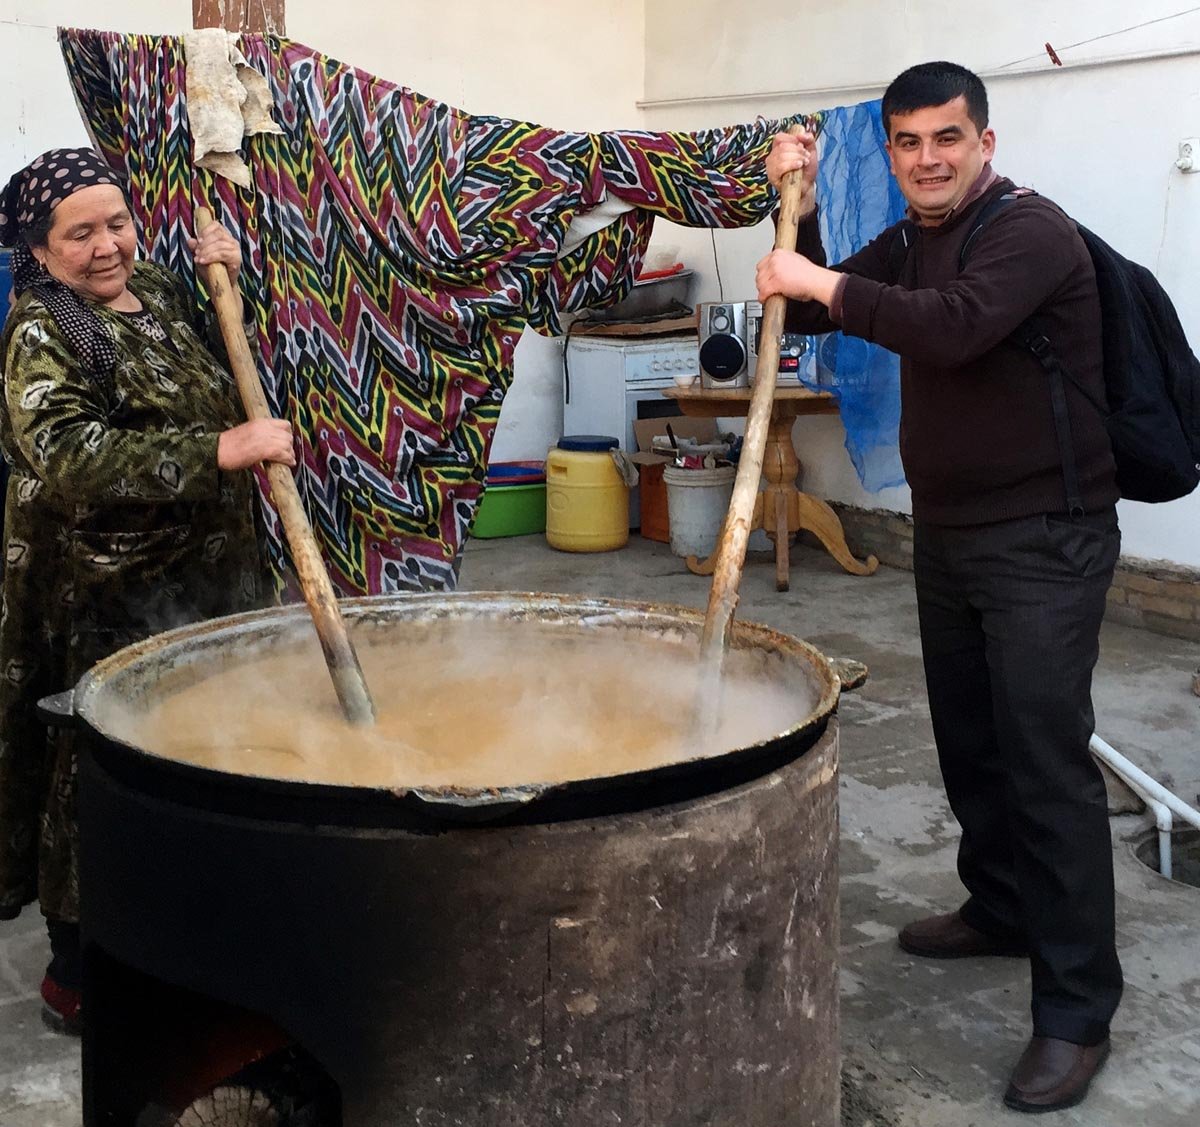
190, 221, 242, 282
217, 418, 296, 470
190, 221, 245, 318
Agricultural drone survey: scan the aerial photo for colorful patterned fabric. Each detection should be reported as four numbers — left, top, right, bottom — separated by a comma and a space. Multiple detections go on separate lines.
59, 29, 814, 594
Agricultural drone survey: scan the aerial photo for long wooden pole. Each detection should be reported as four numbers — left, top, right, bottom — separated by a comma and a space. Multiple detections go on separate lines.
699, 125, 811, 680
195, 207, 376, 727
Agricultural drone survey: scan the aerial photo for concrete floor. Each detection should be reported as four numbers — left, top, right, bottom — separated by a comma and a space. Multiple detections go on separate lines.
2, 533, 1198, 1125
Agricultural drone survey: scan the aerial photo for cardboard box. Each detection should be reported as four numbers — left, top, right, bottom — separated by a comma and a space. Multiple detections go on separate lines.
630, 417, 720, 460
630, 418, 720, 542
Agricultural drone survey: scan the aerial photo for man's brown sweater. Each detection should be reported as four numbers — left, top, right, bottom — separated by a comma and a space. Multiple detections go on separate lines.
786, 175, 1118, 525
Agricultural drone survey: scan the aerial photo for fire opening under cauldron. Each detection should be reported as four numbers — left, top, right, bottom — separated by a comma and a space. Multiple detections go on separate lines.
51, 592, 849, 1127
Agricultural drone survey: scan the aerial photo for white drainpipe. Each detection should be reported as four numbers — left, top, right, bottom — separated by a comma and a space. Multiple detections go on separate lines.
1090, 734, 1200, 881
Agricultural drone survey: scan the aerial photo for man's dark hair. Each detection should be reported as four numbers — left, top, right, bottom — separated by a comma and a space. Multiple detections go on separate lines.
881, 61, 989, 137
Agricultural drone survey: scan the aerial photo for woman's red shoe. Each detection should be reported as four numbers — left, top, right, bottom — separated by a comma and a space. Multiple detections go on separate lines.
40, 974, 82, 1036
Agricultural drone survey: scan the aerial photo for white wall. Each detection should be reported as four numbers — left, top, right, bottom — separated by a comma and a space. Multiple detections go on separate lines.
642, 0, 1200, 566
289, 2, 645, 132
1, 3, 193, 174
1, 0, 647, 163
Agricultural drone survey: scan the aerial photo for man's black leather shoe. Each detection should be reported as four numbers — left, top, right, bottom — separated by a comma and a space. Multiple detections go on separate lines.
1004, 1035, 1110, 1113
898, 910, 1028, 959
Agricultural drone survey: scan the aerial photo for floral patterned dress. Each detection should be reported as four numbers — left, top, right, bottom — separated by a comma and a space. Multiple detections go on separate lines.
0, 260, 270, 922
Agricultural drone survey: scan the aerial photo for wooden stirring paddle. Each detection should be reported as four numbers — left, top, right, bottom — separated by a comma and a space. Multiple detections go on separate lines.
697, 125, 812, 701
195, 207, 376, 727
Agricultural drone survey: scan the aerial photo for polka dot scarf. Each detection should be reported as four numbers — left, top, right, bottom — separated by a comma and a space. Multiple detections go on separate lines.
0, 148, 129, 379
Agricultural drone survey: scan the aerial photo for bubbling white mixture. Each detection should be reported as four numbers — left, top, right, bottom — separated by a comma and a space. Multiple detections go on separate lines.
104, 620, 818, 790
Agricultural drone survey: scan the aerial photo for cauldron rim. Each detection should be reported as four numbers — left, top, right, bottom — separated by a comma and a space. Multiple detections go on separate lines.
65, 592, 841, 825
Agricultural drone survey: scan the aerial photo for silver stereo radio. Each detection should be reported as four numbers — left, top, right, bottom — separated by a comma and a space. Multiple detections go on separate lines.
700, 301, 809, 388
745, 301, 810, 383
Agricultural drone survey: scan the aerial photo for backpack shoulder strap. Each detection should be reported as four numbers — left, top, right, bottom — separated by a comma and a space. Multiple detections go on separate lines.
958, 187, 1038, 271
1013, 326, 1086, 516
958, 187, 1087, 514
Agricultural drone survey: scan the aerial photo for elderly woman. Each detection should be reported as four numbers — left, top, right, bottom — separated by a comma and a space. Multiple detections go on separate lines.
0, 148, 294, 1034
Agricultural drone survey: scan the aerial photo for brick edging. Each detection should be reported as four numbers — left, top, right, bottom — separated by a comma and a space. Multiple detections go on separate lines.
1106, 558, 1200, 641
826, 503, 1200, 642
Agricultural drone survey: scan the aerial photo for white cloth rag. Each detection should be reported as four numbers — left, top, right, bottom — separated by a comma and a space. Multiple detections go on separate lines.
183, 28, 284, 188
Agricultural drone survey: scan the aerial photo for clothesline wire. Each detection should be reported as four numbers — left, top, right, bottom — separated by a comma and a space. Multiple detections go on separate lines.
992, 5, 1200, 70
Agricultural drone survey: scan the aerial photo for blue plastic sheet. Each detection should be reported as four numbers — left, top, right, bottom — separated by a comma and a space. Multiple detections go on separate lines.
793, 99, 908, 492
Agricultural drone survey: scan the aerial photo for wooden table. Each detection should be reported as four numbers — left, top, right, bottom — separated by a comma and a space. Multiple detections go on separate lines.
663, 385, 878, 590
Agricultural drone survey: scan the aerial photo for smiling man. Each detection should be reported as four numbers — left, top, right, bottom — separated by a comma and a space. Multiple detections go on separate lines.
887, 96, 994, 223
756, 62, 1121, 1113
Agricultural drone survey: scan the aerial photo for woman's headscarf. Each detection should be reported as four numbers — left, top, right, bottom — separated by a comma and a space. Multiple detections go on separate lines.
0, 148, 130, 377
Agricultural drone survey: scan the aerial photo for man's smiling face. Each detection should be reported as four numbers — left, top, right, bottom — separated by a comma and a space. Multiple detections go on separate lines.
886, 95, 996, 225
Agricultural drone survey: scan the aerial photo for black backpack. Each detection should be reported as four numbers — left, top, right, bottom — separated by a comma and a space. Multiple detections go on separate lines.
891, 192, 1200, 509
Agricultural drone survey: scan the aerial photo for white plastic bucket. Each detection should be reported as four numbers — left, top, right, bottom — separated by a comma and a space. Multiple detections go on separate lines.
662, 464, 736, 558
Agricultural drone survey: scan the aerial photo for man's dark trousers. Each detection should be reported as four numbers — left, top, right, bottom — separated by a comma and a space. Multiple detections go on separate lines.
914, 508, 1122, 1046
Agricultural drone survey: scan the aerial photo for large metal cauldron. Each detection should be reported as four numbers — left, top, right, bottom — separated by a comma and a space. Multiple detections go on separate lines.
60, 593, 844, 1127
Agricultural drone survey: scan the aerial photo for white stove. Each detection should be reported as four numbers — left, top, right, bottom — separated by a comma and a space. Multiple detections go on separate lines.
563, 333, 699, 455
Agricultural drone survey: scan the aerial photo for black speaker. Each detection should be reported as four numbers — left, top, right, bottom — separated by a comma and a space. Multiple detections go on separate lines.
698, 302, 749, 388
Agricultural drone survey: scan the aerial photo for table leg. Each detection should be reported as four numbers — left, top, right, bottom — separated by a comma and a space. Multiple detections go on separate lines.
769, 407, 878, 577
682, 400, 879, 580
774, 490, 790, 592
685, 490, 767, 577
794, 493, 880, 576
685, 551, 718, 576
760, 412, 799, 587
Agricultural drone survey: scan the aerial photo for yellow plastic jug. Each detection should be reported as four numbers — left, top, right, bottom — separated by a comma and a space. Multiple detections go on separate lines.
545, 436, 629, 552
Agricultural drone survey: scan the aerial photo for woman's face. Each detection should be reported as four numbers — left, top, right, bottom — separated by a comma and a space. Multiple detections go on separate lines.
32, 184, 136, 305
